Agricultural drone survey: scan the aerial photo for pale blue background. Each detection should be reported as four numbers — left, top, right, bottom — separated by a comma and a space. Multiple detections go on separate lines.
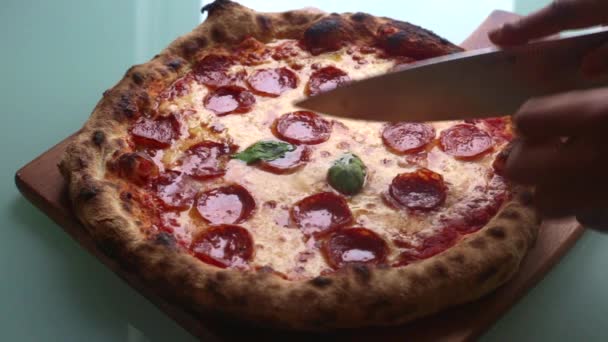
3, 1, 607, 341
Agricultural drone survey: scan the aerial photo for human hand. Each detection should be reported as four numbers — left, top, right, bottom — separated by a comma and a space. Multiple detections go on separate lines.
488, 1, 608, 225
505, 88, 608, 223
489, 0, 608, 76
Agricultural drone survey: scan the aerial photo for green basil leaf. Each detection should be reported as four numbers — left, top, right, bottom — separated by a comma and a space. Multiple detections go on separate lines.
232, 140, 296, 164
327, 153, 367, 195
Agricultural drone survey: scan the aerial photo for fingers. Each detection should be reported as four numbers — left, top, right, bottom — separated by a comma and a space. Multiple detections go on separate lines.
489, 0, 608, 45
582, 42, 608, 77
505, 136, 603, 185
513, 87, 608, 139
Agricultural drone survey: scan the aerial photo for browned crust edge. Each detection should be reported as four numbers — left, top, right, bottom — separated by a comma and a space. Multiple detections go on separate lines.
59, 0, 539, 331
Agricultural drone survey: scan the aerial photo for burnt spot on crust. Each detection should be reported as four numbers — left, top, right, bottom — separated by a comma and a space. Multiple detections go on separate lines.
431, 262, 449, 278
352, 263, 371, 284
116, 93, 138, 119
487, 226, 507, 240
166, 59, 183, 71
351, 12, 372, 22
211, 26, 228, 43
256, 14, 272, 33
97, 235, 123, 260
303, 16, 353, 55
469, 237, 487, 249
92, 131, 105, 147
477, 265, 499, 284
201, 0, 235, 16
448, 253, 465, 264
181, 37, 209, 59
78, 185, 98, 201
282, 11, 313, 26
131, 71, 145, 85
499, 208, 521, 220
154, 231, 177, 248
310, 276, 332, 288
377, 21, 462, 59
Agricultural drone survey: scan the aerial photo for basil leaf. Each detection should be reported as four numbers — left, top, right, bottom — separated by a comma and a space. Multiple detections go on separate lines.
232, 140, 296, 164
327, 153, 367, 195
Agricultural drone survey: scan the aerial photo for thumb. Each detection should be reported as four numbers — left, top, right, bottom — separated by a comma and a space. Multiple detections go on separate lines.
489, 0, 608, 45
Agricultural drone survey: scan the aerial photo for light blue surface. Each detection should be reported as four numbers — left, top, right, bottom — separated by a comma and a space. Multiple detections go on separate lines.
3, 1, 607, 341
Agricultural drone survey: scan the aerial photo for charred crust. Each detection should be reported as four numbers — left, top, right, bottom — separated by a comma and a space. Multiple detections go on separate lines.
310, 276, 332, 288
377, 21, 462, 59
303, 17, 352, 54
282, 11, 312, 26
431, 262, 449, 278
256, 15, 272, 33
97, 235, 123, 260
351, 12, 371, 22
78, 185, 98, 201
166, 59, 183, 71
116, 93, 138, 119
201, 0, 235, 15
487, 226, 507, 240
469, 237, 487, 249
477, 265, 499, 284
131, 71, 145, 85
211, 26, 228, 43
181, 37, 208, 59
154, 231, 177, 248
352, 263, 371, 283
448, 253, 465, 264
92, 131, 105, 147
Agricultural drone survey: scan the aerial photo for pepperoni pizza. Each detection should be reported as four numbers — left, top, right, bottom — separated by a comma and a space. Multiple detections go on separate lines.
60, 0, 538, 330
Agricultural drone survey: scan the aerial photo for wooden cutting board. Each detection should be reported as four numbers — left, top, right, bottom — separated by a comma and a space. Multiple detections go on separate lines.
15, 10, 584, 342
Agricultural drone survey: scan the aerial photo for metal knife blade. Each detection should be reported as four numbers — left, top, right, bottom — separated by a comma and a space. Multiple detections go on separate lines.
296, 28, 608, 122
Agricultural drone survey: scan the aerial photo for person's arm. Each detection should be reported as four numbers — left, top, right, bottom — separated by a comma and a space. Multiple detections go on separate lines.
488, 0, 608, 224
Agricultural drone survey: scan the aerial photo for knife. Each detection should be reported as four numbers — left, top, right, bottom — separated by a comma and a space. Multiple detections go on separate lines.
296, 27, 608, 122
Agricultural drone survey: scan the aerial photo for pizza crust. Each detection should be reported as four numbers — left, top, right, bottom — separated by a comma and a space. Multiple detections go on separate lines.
60, 0, 538, 330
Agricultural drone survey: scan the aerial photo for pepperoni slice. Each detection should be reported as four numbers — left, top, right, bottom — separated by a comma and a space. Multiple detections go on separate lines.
439, 124, 493, 159
258, 145, 311, 174
195, 184, 256, 224
204, 85, 255, 116
273, 111, 332, 145
382, 122, 435, 154
306, 66, 350, 96
395, 227, 459, 266
388, 168, 447, 211
192, 54, 234, 88
247, 67, 298, 97
177, 141, 234, 180
131, 115, 180, 149
466, 117, 513, 141
190, 225, 254, 268
112, 152, 159, 185
291, 192, 353, 236
152, 171, 198, 211
322, 228, 388, 269
159, 75, 192, 101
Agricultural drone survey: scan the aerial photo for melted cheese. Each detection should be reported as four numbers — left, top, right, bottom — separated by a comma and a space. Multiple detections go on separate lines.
154, 40, 505, 279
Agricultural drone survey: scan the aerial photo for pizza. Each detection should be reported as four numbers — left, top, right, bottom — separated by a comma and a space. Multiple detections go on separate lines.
60, 0, 538, 330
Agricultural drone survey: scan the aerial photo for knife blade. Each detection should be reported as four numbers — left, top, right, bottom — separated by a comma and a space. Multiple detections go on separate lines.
296, 27, 608, 122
